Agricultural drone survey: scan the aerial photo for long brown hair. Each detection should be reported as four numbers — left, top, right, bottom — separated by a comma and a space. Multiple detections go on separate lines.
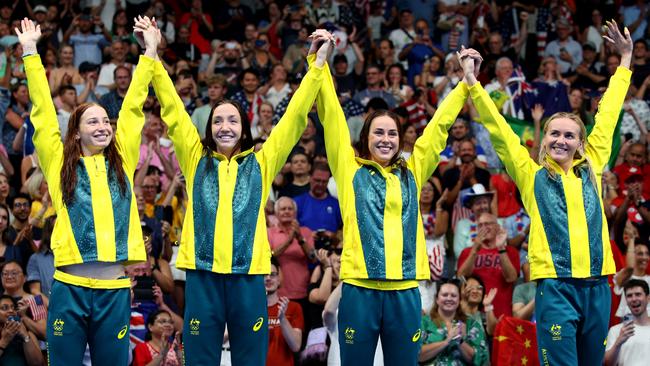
538, 112, 597, 187
61, 103, 128, 205
358, 110, 406, 168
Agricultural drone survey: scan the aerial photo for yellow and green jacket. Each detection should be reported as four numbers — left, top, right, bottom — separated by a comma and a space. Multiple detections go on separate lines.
469, 66, 631, 280
315, 58, 468, 287
25, 55, 150, 272
151, 59, 324, 274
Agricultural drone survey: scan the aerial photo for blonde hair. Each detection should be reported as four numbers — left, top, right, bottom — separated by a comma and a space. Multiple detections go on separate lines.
24, 168, 45, 200
538, 112, 598, 188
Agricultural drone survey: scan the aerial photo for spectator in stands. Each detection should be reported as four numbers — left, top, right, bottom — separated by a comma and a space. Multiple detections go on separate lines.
294, 163, 342, 244
0, 294, 43, 365
75, 61, 102, 104
2, 261, 46, 340
260, 64, 290, 109
376, 39, 398, 70
205, 40, 247, 89
385, 63, 414, 105
63, 13, 112, 68
8, 194, 35, 270
613, 142, 650, 197
604, 279, 650, 365
399, 19, 443, 86
353, 64, 397, 108
99, 65, 132, 119
461, 275, 498, 336
251, 101, 275, 141
512, 263, 536, 321
419, 279, 489, 365
457, 212, 519, 317
26, 216, 55, 299
231, 68, 263, 129
442, 141, 491, 230
167, 25, 202, 70
621, 86, 650, 142
192, 75, 228, 139
97, 40, 133, 90
439, 119, 488, 172
266, 257, 304, 366
282, 24, 310, 77
246, 32, 277, 84
569, 42, 606, 92
132, 310, 182, 366
278, 150, 312, 198
56, 84, 78, 138
620, 0, 648, 41
179, 0, 213, 55
544, 18, 583, 75
531, 57, 571, 116
388, 9, 415, 63
48, 44, 83, 95
268, 197, 315, 305
0, 203, 29, 270
632, 39, 650, 100
613, 232, 650, 318
4, 83, 31, 179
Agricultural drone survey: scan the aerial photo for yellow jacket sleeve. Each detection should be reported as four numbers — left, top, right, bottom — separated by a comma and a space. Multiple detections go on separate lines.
115, 55, 155, 175
258, 57, 324, 180
408, 82, 468, 187
151, 61, 203, 185
586, 66, 631, 171
469, 82, 538, 188
314, 56, 357, 186
24, 55, 63, 202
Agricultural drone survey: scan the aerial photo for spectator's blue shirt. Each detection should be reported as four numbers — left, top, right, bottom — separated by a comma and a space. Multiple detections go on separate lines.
69, 33, 109, 68
26, 250, 55, 297
353, 88, 397, 109
294, 192, 343, 233
406, 44, 436, 86
99, 90, 125, 120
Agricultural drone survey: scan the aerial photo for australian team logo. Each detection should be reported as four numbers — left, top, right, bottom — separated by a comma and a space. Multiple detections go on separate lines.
550, 324, 562, 341
52, 319, 65, 336
344, 327, 355, 344
190, 318, 201, 335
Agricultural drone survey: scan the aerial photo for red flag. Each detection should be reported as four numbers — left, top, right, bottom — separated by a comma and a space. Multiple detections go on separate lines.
492, 316, 539, 366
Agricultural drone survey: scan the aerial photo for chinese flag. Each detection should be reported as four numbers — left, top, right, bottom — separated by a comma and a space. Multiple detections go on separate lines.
492, 317, 539, 366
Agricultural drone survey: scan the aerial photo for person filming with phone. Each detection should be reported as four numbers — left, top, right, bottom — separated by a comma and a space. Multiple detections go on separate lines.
605, 279, 650, 365
0, 294, 43, 365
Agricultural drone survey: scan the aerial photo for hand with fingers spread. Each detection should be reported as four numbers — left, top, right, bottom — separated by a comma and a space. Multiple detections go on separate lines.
15, 18, 41, 56
602, 19, 632, 69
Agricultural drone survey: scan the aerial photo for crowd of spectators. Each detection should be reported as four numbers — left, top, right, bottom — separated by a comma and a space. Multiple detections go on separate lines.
0, 0, 649, 365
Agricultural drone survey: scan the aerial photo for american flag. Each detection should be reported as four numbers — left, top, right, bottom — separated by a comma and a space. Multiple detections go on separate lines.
24, 295, 47, 321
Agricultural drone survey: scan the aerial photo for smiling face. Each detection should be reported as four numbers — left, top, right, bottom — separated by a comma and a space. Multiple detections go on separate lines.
436, 283, 460, 314
367, 116, 400, 167
542, 117, 584, 170
211, 103, 243, 156
148, 311, 174, 339
464, 277, 484, 305
77, 105, 113, 156
264, 263, 281, 293
275, 197, 296, 225
625, 285, 649, 317
634, 244, 649, 271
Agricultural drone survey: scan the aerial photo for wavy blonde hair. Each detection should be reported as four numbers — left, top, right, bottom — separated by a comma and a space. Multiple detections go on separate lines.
538, 112, 598, 188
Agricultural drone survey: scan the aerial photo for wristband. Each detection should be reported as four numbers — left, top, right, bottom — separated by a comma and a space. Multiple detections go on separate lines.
484, 305, 494, 312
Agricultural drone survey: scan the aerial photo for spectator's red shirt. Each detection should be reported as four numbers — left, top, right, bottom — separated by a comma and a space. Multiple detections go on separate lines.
266, 300, 304, 366
612, 163, 650, 196
490, 173, 522, 218
268, 226, 313, 299
458, 246, 520, 318
178, 13, 213, 54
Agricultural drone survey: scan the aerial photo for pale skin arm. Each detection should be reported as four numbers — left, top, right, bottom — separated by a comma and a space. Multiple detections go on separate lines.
278, 297, 302, 352
308, 249, 333, 305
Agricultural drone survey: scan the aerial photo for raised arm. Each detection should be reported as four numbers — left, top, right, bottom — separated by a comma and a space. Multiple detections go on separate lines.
139, 17, 202, 181
114, 43, 156, 175
18, 19, 63, 184
313, 33, 356, 185
462, 48, 537, 186
258, 32, 330, 179
586, 21, 632, 171
408, 80, 468, 186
